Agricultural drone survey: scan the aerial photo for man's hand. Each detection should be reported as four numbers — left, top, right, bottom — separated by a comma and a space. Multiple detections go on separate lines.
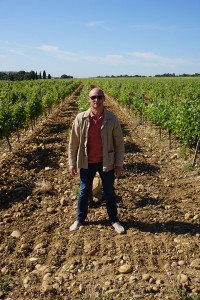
114, 166, 123, 178
69, 165, 77, 175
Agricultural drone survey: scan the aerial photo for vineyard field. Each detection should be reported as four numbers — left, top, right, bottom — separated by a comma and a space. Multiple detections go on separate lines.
1, 77, 199, 153
0, 80, 200, 299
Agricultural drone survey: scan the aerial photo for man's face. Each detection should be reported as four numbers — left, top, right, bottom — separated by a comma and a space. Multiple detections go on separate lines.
88, 90, 105, 110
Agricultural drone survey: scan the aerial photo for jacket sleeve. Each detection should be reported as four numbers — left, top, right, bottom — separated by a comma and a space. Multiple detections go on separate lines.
68, 115, 80, 167
113, 117, 125, 167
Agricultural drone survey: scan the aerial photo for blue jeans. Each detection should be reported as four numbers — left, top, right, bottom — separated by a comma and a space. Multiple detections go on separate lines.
77, 163, 119, 224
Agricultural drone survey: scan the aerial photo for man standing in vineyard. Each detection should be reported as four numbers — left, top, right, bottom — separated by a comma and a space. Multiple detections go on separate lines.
68, 87, 125, 234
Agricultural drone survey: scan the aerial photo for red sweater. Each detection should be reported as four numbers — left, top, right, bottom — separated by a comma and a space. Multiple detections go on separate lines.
87, 111, 104, 163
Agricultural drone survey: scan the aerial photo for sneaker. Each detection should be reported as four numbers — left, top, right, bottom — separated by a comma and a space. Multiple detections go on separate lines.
69, 220, 82, 231
112, 222, 125, 234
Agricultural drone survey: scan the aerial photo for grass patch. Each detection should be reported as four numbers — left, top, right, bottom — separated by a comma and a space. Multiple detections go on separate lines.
0, 276, 10, 293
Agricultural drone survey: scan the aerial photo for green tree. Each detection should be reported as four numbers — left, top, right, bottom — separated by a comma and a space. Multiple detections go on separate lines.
16, 71, 26, 81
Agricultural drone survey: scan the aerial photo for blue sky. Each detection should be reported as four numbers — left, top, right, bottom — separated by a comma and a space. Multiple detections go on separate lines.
1, 0, 200, 78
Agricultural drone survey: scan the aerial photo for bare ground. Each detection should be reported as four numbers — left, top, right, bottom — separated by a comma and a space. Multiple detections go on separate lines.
0, 87, 200, 300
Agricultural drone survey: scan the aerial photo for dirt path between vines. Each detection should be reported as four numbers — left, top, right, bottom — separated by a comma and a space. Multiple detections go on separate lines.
0, 87, 200, 300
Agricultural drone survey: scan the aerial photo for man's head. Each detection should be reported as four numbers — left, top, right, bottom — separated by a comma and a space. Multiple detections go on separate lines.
88, 88, 105, 112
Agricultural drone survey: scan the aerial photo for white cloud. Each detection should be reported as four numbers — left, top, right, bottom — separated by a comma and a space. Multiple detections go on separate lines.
128, 51, 194, 67
37, 45, 200, 72
37, 45, 79, 61
103, 54, 126, 64
84, 54, 126, 64
86, 20, 112, 31
7, 48, 33, 59
83, 51, 200, 75
84, 51, 193, 69
37, 45, 59, 52
8, 48, 23, 55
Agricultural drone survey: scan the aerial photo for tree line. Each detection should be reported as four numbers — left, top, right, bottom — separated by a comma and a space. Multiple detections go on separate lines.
0, 71, 74, 81
0, 70, 51, 81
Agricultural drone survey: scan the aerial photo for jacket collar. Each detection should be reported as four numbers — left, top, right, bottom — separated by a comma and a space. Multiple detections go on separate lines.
83, 108, 111, 120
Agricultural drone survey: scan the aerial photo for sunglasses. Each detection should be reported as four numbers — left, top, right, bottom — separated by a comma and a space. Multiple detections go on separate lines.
89, 95, 104, 100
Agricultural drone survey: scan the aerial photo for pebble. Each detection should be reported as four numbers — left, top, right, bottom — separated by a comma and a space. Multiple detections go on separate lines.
118, 264, 133, 274
20, 244, 29, 251
193, 214, 199, 220
149, 277, 156, 284
152, 286, 159, 292
174, 237, 182, 243
142, 273, 151, 281
104, 280, 111, 286
177, 273, 188, 284
171, 261, 178, 268
60, 197, 67, 206
35, 264, 51, 274
3, 213, 12, 218
178, 260, 185, 266
11, 230, 21, 238
87, 248, 98, 256
106, 289, 118, 294
1, 266, 8, 274
55, 276, 63, 284
43, 273, 52, 281
129, 276, 138, 283
131, 295, 144, 299
156, 279, 163, 285
34, 242, 44, 251
23, 276, 31, 285
47, 207, 56, 213
41, 281, 54, 292
185, 213, 192, 220
44, 167, 52, 171
170, 153, 178, 160
190, 258, 200, 270
29, 257, 38, 262
164, 263, 170, 270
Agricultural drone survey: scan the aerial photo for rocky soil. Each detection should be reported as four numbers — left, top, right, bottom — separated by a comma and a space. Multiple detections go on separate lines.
0, 87, 200, 300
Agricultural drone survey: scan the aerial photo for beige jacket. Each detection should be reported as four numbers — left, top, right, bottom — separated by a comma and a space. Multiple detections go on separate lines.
68, 108, 124, 171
